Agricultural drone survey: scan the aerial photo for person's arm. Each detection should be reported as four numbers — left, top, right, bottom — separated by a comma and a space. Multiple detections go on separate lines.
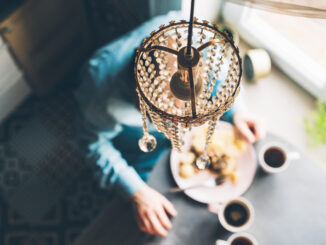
225, 86, 265, 142
75, 12, 183, 236
87, 129, 146, 197
81, 121, 178, 236
216, 85, 265, 143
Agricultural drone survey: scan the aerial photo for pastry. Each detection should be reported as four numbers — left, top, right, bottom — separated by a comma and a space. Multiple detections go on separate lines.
179, 164, 195, 178
179, 126, 245, 183
180, 152, 196, 165
234, 139, 247, 152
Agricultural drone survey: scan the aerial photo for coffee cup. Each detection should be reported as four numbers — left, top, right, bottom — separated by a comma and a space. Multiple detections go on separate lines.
258, 142, 300, 174
208, 197, 254, 233
216, 232, 258, 245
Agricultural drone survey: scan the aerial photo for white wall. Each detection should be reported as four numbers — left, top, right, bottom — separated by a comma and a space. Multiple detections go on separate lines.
182, 0, 222, 23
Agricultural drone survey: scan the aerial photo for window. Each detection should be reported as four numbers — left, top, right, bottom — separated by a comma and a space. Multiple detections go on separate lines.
223, 2, 326, 101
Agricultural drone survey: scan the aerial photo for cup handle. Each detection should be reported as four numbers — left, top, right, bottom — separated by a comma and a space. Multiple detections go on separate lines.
288, 151, 300, 161
216, 240, 228, 245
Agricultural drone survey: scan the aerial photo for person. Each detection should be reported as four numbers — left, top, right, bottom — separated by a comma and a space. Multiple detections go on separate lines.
74, 12, 265, 237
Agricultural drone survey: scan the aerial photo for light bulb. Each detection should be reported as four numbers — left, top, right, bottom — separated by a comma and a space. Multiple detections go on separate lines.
170, 68, 203, 101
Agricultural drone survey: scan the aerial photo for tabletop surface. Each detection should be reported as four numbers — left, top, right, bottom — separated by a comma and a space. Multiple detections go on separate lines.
75, 133, 326, 245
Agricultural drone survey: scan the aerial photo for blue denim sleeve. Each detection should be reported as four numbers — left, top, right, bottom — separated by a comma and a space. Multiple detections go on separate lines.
75, 11, 182, 198
87, 128, 146, 198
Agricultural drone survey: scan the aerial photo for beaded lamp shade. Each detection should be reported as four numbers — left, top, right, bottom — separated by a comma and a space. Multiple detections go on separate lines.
134, 0, 242, 169
133, 0, 326, 169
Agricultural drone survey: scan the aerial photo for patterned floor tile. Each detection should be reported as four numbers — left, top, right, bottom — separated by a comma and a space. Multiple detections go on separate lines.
0, 90, 112, 245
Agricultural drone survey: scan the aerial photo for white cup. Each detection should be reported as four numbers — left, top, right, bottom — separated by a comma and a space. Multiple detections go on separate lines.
258, 142, 300, 174
208, 197, 254, 233
216, 232, 258, 245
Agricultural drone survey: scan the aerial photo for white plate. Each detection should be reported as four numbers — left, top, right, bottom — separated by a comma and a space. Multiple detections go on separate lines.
170, 121, 257, 204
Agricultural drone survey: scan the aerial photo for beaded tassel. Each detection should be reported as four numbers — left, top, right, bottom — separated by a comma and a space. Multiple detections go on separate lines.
139, 96, 148, 134
149, 111, 164, 133
170, 121, 182, 151
134, 20, 243, 168
137, 90, 157, 152
195, 116, 219, 169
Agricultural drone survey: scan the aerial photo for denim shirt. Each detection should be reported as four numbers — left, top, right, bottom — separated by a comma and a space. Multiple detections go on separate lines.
74, 11, 245, 198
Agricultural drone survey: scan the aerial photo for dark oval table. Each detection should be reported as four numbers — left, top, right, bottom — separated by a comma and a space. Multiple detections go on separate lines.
75, 133, 326, 245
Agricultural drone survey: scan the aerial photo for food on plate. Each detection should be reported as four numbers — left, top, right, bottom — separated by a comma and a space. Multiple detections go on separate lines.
234, 139, 247, 152
229, 171, 239, 184
180, 152, 196, 165
179, 152, 197, 178
179, 164, 196, 178
221, 157, 237, 175
179, 126, 247, 184
191, 131, 206, 155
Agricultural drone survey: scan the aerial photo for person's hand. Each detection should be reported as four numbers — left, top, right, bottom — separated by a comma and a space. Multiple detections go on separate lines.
131, 185, 177, 237
233, 113, 266, 143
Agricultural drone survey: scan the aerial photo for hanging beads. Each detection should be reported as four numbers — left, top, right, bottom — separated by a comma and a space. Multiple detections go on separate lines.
134, 20, 242, 167
149, 111, 164, 133
170, 121, 182, 151
138, 134, 157, 153
137, 93, 157, 152
195, 117, 218, 169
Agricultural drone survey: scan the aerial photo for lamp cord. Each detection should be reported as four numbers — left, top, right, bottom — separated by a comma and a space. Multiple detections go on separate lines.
186, 0, 195, 56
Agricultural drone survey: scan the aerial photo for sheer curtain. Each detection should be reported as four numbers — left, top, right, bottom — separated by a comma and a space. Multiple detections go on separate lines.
224, 0, 326, 18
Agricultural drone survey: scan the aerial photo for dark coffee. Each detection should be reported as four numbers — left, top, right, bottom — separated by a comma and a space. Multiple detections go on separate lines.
264, 147, 286, 168
231, 237, 253, 245
224, 202, 249, 227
